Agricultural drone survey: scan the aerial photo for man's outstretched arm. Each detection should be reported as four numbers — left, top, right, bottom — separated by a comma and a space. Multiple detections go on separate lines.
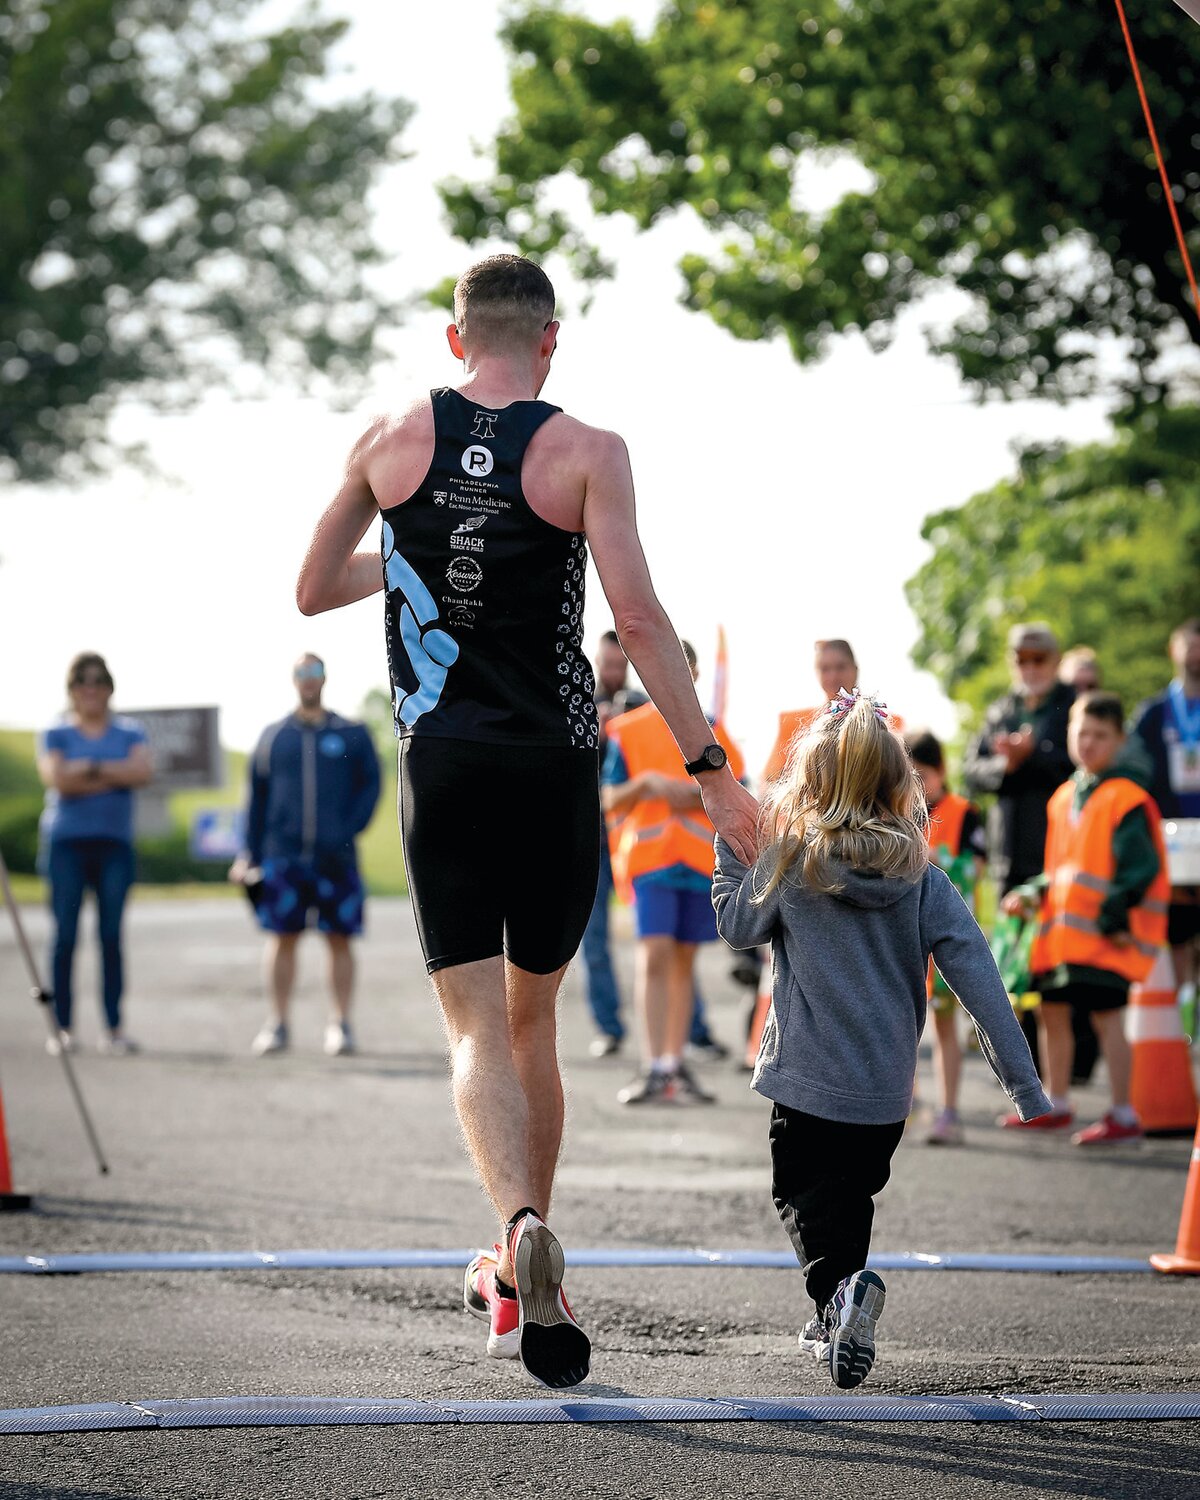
583, 430, 759, 864
296, 424, 386, 616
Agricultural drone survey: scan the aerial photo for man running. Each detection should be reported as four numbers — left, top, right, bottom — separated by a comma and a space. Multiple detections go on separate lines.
295, 254, 759, 1389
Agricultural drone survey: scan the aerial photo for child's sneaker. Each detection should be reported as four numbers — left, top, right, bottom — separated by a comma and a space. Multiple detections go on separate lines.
926, 1107, 964, 1146
463, 1247, 519, 1359
797, 1311, 831, 1362
826, 1270, 886, 1390
1072, 1112, 1143, 1146
508, 1211, 590, 1388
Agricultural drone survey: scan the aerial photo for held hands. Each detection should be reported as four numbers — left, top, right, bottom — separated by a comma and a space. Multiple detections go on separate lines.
699, 771, 759, 866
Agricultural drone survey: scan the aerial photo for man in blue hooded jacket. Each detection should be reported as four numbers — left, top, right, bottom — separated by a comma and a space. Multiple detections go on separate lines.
231, 654, 381, 1056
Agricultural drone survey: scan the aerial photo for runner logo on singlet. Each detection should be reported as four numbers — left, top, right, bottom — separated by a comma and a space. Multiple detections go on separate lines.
446, 558, 483, 592
471, 411, 498, 440
461, 445, 493, 477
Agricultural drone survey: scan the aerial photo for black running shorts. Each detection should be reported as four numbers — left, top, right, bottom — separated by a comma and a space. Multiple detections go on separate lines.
398, 738, 601, 975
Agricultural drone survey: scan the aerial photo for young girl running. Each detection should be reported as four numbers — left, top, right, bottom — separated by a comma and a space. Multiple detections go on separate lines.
713, 690, 1050, 1389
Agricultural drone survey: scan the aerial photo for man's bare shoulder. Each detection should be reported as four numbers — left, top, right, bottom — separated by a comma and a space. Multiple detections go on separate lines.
353, 396, 434, 460
539, 412, 630, 470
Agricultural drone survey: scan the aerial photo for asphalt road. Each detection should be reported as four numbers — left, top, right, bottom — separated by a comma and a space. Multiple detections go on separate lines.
1, 894, 1197, 1498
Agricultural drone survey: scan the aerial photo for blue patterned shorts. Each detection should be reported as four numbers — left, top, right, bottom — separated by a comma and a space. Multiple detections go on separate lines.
254, 856, 365, 937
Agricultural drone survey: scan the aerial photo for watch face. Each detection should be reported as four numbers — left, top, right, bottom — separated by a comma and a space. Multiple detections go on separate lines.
706, 745, 727, 769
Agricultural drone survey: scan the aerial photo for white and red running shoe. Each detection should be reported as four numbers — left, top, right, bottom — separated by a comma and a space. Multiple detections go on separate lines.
463, 1246, 519, 1360
508, 1212, 591, 1388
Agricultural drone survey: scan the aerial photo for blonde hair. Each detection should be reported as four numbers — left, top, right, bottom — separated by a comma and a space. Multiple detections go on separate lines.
757, 693, 928, 898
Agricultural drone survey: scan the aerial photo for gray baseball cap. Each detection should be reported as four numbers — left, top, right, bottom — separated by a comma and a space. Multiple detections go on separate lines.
1007, 621, 1060, 654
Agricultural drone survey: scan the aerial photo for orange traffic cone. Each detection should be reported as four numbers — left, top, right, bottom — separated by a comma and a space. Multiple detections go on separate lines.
1127, 947, 1199, 1137
1150, 1116, 1200, 1274
0, 1073, 32, 1212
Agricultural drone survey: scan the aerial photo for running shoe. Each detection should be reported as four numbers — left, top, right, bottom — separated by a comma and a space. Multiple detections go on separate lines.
617, 1068, 674, 1105
323, 1021, 355, 1057
1071, 1113, 1143, 1146
926, 1108, 964, 1146
673, 1062, 717, 1105
463, 1246, 519, 1359
45, 1030, 74, 1057
508, 1212, 590, 1388
588, 1033, 623, 1059
997, 1108, 1074, 1131
98, 1032, 140, 1056
686, 1037, 731, 1062
250, 1021, 288, 1057
826, 1270, 886, 1390
798, 1311, 831, 1362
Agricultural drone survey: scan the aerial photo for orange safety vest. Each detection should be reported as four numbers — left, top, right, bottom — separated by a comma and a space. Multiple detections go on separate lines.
605, 703, 745, 901
1030, 778, 1170, 984
761, 708, 822, 786
761, 704, 907, 786
927, 791, 969, 864
924, 791, 973, 1001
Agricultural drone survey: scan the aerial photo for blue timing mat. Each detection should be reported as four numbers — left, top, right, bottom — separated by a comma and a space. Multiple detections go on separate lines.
2, 1392, 1198, 1434
0, 1247, 1155, 1275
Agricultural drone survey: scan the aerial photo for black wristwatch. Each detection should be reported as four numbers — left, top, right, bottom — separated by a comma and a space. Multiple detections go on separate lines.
684, 743, 728, 777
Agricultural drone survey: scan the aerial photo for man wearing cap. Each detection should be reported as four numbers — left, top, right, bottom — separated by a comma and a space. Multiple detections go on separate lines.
964, 625, 1076, 898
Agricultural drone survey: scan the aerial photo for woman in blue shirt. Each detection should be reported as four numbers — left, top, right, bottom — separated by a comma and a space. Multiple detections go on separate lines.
36, 653, 153, 1054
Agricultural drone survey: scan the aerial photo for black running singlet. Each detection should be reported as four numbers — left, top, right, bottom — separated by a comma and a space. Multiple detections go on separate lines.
380, 389, 599, 749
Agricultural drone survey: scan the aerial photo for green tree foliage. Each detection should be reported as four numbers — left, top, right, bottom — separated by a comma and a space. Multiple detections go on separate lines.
905, 404, 1200, 725
442, 0, 1199, 402
1, 0, 410, 481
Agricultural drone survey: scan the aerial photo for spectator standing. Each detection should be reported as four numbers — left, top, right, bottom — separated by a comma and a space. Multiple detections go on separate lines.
761, 638, 860, 787
604, 641, 745, 1104
1130, 619, 1200, 1002
230, 654, 381, 1057
1001, 693, 1169, 1144
581, 631, 634, 1057
964, 623, 1075, 897
36, 652, 153, 1055
904, 730, 988, 1147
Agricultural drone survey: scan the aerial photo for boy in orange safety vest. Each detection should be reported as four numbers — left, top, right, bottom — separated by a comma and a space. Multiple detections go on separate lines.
603, 641, 745, 1105
905, 730, 988, 1147
1001, 691, 1169, 1145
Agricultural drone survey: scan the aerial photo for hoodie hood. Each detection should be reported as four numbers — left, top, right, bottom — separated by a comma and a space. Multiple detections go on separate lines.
826, 860, 920, 910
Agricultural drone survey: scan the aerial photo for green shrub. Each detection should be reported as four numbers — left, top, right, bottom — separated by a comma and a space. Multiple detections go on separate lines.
0, 796, 43, 874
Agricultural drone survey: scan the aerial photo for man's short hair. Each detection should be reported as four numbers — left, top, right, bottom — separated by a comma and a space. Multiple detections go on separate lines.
1007, 621, 1059, 655
453, 255, 555, 353
600, 629, 621, 647
1071, 690, 1124, 730
903, 729, 944, 771
814, 638, 856, 663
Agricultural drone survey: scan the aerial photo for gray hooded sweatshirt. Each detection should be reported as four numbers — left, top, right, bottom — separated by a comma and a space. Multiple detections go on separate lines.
713, 839, 1052, 1126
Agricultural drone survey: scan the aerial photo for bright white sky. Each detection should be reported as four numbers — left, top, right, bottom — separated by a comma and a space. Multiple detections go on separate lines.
2, 1, 1117, 776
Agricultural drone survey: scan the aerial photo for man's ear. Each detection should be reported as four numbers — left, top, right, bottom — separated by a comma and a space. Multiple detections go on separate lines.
541, 320, 560, 359
447, 323, 465, 361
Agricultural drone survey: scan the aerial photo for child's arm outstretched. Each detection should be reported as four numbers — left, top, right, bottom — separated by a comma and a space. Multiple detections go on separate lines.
923, 868, 1052, 1122
712, 837, 781, 949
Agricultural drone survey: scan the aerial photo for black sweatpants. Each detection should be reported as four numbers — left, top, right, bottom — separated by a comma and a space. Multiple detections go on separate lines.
769, 1104, 906, 1312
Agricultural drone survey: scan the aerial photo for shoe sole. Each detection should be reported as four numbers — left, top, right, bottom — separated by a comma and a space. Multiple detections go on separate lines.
513, 1222, 590, 1388
462, 1263, 519, 1360
829, 1271, 885, 1390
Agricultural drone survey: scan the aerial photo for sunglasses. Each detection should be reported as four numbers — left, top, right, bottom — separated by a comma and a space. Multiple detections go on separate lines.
72, 674, 111, 688
1014, 652, 1050, 666
294, 664, 325, 681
